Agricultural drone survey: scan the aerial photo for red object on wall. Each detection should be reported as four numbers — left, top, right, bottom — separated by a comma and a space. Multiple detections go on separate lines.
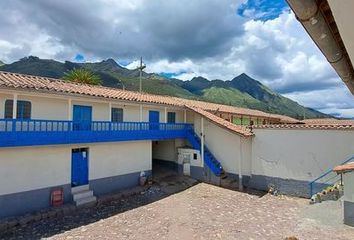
51, 188, 64, 207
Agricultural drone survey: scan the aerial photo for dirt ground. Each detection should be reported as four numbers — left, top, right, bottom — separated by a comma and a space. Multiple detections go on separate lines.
1, 169, 354, 240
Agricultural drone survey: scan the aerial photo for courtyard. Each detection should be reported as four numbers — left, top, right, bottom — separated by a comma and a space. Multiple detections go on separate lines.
1, 168, 354, 240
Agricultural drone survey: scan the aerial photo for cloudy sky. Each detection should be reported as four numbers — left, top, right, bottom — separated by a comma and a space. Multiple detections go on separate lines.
0, 0, 353, 117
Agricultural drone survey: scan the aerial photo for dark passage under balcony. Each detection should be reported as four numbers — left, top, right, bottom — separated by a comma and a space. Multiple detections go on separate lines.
0, 119, 193, 147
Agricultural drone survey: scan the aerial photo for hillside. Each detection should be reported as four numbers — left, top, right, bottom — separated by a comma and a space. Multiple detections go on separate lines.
0, 56, 329, 119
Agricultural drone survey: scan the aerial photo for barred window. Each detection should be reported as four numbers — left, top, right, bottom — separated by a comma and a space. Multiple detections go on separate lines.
167, 112, 176, 123
4, 100, 31, 119
111, 108, 123, 122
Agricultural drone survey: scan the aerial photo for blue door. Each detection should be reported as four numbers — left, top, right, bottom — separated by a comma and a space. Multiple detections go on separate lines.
71, 148, 89, 187
149, 111, 160, 130
73, 105, 92, 131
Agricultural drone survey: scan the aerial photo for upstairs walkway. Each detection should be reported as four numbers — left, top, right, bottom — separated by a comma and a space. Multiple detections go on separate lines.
0, 119, 192, 147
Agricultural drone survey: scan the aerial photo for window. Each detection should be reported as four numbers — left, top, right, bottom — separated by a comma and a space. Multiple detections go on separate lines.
167, 112, 176, 123
111, 108, 123, 122
4, 100, 31, 119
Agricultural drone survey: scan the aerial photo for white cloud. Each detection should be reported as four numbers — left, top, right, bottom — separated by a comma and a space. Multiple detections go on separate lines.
0, 1, 352, 118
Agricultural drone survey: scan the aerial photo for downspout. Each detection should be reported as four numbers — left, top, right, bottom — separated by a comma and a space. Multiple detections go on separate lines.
286, 0, 354, 93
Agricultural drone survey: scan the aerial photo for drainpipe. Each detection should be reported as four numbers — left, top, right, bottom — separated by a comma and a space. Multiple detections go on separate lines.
184, 109, 187, 123
286, 0, 354, 93
238, 137, 243, 191
12, 93, 17, 119
201, 117, 204, 167
139, 105, 143, 122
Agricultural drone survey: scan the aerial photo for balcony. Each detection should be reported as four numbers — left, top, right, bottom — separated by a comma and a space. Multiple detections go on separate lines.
0, 119, 193, 147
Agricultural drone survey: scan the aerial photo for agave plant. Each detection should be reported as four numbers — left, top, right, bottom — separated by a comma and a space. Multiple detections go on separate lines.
63, 68, 102, 85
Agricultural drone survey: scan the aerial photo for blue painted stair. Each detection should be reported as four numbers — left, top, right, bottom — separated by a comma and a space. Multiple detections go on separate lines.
186, 130, 225, 177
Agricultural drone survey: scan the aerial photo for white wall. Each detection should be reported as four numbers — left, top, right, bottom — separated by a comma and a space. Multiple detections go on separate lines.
252, 129, 354, 181
89, 141, 152, 180
344, 172, 354, 202
0, 141, 152, 195
0, 91, 187, 123
193, 114, 252, 176
0, 146, 71, 195
152, 139, 186, 162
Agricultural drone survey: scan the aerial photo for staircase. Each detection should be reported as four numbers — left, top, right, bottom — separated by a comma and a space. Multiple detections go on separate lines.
71, 185, 97, 206
186, 130, 227, 179
309, 155, 354, 199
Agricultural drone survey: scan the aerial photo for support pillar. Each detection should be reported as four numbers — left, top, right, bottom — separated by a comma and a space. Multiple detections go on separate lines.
12, 93, 18, 119
139, 105, 143, 122
67, 99, 72, 120
238, 137, 243, 191
184, 109, 187, 123
201, 117, 204, 167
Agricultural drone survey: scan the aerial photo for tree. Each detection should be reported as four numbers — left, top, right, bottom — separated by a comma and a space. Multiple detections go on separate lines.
63, 68, 102, 85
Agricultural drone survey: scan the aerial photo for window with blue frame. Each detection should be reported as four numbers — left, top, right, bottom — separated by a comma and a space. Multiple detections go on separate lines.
167, 112, 176, 123
111, 108, 123, 122
4, 100, 32, 119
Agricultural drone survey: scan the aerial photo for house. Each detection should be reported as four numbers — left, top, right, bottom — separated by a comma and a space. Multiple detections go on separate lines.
1, 71, 354, 219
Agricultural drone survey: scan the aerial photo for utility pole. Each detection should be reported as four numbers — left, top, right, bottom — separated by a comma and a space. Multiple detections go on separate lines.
137, 57, 146, 93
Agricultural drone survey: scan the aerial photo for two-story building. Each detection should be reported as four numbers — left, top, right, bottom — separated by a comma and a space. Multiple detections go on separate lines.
1, 71, 354, 220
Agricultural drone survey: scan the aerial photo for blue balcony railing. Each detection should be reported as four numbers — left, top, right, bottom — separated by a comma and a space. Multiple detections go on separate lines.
0, 119, 193, 147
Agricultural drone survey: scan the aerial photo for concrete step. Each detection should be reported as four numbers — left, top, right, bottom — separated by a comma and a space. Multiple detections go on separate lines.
75, 195, 97, 206
73, 190, 94, 201
71, 184, 89, 194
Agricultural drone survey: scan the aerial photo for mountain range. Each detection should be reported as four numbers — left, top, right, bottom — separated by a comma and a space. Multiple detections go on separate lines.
0, 56, 328, 119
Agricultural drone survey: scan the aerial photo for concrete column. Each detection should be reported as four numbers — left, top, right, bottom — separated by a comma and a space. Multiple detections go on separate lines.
164, 107, 167, 123
139, 105, 143, 122
108, 102, 112, 121
12, 93, 18, 119
238, 137, 243, 191
184, 109, 187, 123
67, 98, 72, 120
201, 117, 204, 166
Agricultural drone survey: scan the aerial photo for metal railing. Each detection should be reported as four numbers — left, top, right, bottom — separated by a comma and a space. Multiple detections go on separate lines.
0, 118, 193, 147
309, 155, 354, 196
0, 119, 191, 132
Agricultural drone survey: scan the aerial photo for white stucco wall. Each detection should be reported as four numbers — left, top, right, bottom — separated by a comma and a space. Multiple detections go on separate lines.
252, 129, 354, 181
89, 141, 152, 180
0, 93, 14, 119
0, 91, 188, 124
343, 172, 354, 202
193, 114, 252, 176
0, 146, 71, 195
0, 141, 152, 196
152, 139, 186, 162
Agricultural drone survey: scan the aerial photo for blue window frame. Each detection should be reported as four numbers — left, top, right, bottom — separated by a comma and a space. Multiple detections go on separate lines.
4, 100, 31, 119
111, 108, 123, 122
167, 112, 176, 123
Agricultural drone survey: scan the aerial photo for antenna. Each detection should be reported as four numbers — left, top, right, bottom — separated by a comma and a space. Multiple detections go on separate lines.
136, 57, 146, 93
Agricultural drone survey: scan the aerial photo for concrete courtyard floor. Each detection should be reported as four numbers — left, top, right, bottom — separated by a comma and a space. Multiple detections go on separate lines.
1, 172, 354, 239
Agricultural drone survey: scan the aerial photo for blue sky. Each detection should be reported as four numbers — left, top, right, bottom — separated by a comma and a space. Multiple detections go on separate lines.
237, 0, 289, 21
0, 0, 353, 118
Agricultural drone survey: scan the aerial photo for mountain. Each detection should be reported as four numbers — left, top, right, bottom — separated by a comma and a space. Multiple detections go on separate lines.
0, 56, 329, 119
0, 60, 4, 66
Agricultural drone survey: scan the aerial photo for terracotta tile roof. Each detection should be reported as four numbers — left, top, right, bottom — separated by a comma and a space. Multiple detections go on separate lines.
0, 71, 296, 135
302, 118, 354, 125
333, 162, 354, 173
253, 124, 354, 130
185, 106, 253, 137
